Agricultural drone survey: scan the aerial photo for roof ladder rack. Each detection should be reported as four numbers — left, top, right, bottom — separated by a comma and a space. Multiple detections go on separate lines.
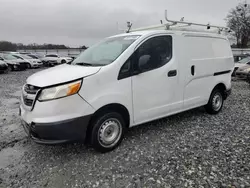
128, 10, 230, 34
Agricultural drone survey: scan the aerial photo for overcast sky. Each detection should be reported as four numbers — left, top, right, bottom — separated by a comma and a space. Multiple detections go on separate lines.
0, 0, 239, 47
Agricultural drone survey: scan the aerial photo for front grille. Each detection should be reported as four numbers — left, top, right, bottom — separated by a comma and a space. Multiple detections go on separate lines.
22, 84, 40, 110
23, 98, 33, 106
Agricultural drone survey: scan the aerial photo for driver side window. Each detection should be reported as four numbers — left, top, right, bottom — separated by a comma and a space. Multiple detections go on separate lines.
134, 35, 172, 73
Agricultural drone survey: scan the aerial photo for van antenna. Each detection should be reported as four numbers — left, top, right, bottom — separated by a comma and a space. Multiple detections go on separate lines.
126, 22, 133, 33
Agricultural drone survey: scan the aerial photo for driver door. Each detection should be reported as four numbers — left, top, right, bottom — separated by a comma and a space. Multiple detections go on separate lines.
131, 35, 182, 124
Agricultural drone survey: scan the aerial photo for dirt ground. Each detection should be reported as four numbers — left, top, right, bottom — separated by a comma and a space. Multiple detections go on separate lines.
0, 69, 250, 188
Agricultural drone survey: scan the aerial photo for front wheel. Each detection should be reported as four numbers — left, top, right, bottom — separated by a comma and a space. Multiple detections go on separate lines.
90, 112, 126, 152
205, 89, 224, 114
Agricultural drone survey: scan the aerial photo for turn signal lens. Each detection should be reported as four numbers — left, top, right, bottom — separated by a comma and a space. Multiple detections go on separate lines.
67, 82, 81, 96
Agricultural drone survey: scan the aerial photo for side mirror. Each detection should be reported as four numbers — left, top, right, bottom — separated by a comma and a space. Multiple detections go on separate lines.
138, 54, 151, 71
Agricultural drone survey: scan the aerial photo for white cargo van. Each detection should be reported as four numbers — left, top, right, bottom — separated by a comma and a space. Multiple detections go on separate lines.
20, 14, 234, 152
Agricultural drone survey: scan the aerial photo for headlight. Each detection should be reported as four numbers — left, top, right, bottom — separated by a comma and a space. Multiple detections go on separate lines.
38, 80, 82, 101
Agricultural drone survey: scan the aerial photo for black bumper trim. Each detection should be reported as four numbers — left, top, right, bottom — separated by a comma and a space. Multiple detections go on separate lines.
224, 89, 231, 99
214, 70, 231, 76
22, 115, 92, 144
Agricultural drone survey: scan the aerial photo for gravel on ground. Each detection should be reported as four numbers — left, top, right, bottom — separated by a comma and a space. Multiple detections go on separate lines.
0, 69, 249, 188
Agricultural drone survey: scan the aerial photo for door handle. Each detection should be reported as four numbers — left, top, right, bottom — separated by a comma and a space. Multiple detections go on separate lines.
191, 65, 195, 76
168, 70, 177, 77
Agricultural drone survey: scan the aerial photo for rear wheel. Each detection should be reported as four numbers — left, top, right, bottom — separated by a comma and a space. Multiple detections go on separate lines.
90, 112, 126, 152
205, 89, 224, 114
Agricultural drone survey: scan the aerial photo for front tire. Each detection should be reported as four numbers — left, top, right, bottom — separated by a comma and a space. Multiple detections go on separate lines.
90, 112, 125, 153
61, 59, 66, 64
27, 63, 31, 69
205, 89, 224, 114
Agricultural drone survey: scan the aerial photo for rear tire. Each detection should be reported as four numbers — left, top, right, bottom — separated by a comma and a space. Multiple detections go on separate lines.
90, 112, 126, 153
205, 89, 224, 114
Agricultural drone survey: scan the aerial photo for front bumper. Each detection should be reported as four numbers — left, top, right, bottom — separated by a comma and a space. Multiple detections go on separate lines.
21, 115, 92, 144
20, 94, 95, 144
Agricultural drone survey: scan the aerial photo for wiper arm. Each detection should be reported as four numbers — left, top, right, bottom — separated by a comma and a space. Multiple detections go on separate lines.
75, 62, 93, 66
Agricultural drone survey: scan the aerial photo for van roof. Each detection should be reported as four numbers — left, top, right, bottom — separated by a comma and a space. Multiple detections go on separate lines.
111, 29, 228, 40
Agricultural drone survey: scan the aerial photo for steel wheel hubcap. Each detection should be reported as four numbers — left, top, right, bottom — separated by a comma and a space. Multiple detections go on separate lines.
212, 93, 222, 111
98, 118, 122, 148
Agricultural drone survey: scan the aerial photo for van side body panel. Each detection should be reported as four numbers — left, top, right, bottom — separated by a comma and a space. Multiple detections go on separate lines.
181, 34, 234, 110
80, 31, 234, 128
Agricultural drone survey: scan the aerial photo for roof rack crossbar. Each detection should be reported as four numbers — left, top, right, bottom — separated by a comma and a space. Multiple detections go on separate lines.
165, 10, 228, 31
128, 10, 230, 34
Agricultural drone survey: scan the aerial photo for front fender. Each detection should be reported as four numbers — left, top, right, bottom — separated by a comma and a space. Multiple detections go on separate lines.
79, 92, 133, 125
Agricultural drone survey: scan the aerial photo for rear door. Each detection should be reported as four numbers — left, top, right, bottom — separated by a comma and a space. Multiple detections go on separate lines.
183, 35, 233, 109
131, 35, 183, 124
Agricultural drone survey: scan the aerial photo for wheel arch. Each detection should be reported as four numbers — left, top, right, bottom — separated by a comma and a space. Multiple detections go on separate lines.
85, 103, 130, 142
212, 83, 227, 99
90, 103, 130, 127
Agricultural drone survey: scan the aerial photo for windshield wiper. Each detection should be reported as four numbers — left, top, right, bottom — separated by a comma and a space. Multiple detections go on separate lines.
75, 62, 93, 66
74, 62, 106, 67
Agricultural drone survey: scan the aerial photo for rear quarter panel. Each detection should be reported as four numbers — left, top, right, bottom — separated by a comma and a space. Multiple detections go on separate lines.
182, 34, 234, 108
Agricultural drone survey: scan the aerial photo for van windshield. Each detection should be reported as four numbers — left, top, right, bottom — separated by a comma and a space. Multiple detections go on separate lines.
71, 35, 140, 66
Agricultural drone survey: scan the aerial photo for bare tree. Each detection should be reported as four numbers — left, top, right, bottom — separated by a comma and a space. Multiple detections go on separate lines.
226, 3, 250, 48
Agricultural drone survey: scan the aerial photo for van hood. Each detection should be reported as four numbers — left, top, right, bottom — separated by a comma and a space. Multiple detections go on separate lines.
27, 64, 101, 87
